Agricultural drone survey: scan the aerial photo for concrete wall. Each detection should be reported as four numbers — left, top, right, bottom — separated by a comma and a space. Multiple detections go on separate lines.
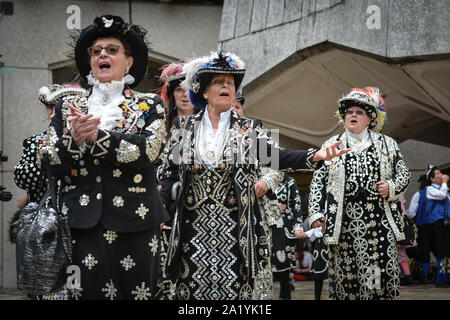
219, 0, 450, 86
0, 0, 222, 288
219, 0, 450, 207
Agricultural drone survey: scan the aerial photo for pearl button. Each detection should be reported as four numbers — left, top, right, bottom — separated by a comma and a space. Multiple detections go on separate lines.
134, 174, 143, 184
97, 193, 102, 200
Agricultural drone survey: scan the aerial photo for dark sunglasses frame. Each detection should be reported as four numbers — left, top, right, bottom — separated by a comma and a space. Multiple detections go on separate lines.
87, 44, 122, 57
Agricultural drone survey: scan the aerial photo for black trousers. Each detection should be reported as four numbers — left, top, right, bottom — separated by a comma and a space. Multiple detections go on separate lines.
417, 219, 447, 263
273, 270, 291, 300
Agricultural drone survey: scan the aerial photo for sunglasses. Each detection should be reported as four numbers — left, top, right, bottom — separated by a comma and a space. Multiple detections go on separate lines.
87, 44, 122, 57
345, 109, 367, 116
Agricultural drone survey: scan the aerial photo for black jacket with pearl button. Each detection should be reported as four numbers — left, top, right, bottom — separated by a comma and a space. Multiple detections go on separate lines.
39, 88, 169, 232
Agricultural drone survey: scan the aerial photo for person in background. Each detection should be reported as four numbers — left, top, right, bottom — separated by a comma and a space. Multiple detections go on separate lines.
406, 174, 429, 284
233, 93, 245, 116
14, 84, 86, 206
397, 194, 417, 286
273, 174, 307, 300
415, 165, 449, 288
156, 62, 196, 298
302, 215, 329, 300
159, 63, 197, 136
13, 83, 86, 299
308, 87, 411, 300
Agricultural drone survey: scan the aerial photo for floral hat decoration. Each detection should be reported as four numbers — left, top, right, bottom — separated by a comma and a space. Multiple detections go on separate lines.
336, 86, 387, 133
73, 15, 149, 88
159, 63, 185, 107
181, 51, 246, 110
38, 83, 87, 107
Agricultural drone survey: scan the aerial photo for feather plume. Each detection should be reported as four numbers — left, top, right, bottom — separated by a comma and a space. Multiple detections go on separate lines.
224, 51, 245, 70
181, 55, 210, 91
159, 63, 184, 84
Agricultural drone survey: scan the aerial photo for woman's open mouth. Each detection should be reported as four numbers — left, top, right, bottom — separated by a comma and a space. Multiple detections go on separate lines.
99, 61, 111, 69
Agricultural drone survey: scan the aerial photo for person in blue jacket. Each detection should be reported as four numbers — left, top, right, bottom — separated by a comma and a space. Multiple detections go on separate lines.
415, 165, 449, 287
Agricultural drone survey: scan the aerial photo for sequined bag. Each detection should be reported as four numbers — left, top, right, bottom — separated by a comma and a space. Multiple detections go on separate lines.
16, 177, 72, 296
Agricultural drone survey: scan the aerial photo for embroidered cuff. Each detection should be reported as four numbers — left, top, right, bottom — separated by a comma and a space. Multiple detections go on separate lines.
145, 119, 166, 163
306, 148, 319, 169
91, 129, 111, 157
62, 131, 84, 160
387, 179, 400, 201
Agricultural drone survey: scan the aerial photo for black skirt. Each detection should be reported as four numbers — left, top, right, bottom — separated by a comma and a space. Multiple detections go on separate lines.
69, 222, 161, 300
271, 226, 297, 272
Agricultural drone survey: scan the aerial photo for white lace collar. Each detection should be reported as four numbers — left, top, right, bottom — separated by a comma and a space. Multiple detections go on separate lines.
87, 73, 135, 91
344, 128, 372, 154
86, 74, 135, 131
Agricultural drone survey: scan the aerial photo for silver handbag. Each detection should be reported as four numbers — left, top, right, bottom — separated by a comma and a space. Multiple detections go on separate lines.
16, 177, 72, 296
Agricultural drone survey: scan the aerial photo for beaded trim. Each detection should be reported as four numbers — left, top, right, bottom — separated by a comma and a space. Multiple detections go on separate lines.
165, 74, 185, 87
197, 69, 245, 75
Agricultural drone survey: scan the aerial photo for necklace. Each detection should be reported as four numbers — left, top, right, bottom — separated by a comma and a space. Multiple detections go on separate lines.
102, 93, 112, 105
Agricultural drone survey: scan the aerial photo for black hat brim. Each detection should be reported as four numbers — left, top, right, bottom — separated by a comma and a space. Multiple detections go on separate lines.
197, 69, 245, 96
166, 77, 185, 98
338, 99, 377, 120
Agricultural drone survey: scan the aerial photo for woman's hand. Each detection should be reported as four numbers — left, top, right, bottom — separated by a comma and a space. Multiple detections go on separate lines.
278, 203, 286, 212
311, 218, 325, 229
17, 193, 28, 209
312, 141, 350, 162
294, 229, 307, 239
254, 180, 269, 198
68, 106, 100, 146
376, 181, 389, 199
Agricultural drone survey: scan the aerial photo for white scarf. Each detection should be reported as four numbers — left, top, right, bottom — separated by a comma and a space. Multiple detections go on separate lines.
344, 128, 372, 154
86, 74, 135, 131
